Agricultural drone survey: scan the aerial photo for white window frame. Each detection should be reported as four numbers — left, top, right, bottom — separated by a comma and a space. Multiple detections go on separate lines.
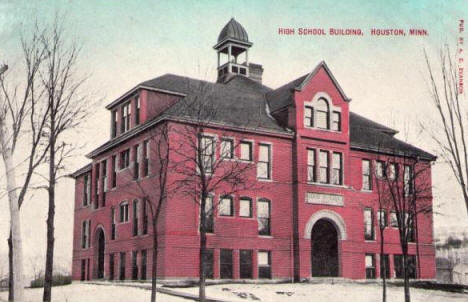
239, 197, 252, 218
240, 140, 253, 162
303, 92, 341, 132
257, 143, 272, 180
219, 195, 234, 217
220, 137, 234, 160
120, 201, 129, 223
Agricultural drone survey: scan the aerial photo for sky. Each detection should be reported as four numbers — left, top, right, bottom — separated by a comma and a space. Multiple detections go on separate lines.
0, 0, 466, 276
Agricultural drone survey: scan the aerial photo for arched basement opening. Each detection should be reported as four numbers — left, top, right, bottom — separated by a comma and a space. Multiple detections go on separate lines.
311, 219, 339, 277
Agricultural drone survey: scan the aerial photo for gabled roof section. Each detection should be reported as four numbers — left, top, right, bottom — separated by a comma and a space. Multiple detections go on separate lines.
266, 61, 351, 113
69, 163, 91, 178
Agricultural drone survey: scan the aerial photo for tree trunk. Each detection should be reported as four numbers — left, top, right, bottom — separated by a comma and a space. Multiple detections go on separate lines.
0, 120, 25, 302
199, 195, 207, 302
380, 228, 386, 302
403, 249, 411, 302
151, 219, 158, 302
8, 233, 14, 302
43, 123, 56, 302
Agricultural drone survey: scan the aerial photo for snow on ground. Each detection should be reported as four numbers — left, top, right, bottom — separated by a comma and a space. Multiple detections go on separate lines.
176, 282, 468, 302
0, 283, 188, 302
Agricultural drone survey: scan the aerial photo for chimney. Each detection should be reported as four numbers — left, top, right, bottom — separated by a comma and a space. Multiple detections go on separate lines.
249, 63, 263, 84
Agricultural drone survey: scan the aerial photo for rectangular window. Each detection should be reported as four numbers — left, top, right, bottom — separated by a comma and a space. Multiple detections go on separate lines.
142, 199, 148, 235
406, 212, 416, 242
331, 111, 341, 131
199, 136, 215, 173
394, 255, 415, 279
378, 209, 387, 228
111, 110, 117, 138
81, 220, 90, 249
135, 96, 140, 126
365, 254, 376, 279
140, 249, 147, 280
109, 253, 115, 281
219, 196, 233, 216
258, 251, 272, 279
220, 138, 234, 159
119, 252, 126, 280
390, 211, 398, 228
203, 249, 214, 279
220, 249, 233, 279
332, 152, 343, 185
364, 208, 374, 240
111, 207, 116, 240
133, 144, 140, 180
380, 254, 390, 279
257, 144, 271, 179
120, 149, 130, 169
132, 250, 138, 280
94, 164, 99, 209
83, 173, 90, 206
201, 196, 214, 233
120, 202, 129, 223
257, 199, 271, 236
112, 155, 117, 188
143, 140, 149, 177
388, 163, 397, 180
376, 161, 385, 179
133, 200, 139, 236
304, 106, 313, 127
239, 197, 252, 218
307, 149, 316, 182
239, 250, 253, 279
404, 165, 412, 195
240, 141, 252, 161
319, 150, 329, 183
102, 160, 107, 207
81, 259, 86, 281
121, 102, 131, 133
362, 159, 371, 190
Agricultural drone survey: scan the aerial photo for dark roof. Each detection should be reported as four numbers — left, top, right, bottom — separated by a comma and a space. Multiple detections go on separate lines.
216, 18, 251, 46
69, 163, 91, 178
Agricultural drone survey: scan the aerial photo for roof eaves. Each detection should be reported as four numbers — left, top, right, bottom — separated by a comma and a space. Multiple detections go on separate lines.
69, 163, 92, 178
350, 143, 437, 161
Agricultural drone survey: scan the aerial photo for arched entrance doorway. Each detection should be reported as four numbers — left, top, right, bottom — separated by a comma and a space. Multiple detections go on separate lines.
95, 228, 105, 279
311, 219, 338, 277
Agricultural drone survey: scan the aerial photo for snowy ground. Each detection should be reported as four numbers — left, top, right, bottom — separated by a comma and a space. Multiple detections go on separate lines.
0, 282, 466, 302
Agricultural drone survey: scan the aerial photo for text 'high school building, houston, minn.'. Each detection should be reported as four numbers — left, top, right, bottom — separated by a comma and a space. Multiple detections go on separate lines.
71, 18, 436, 282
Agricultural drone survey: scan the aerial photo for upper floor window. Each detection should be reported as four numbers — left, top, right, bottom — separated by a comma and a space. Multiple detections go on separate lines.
240, 141, 252, 161
220, 138, 234, 159
143, 140, 149, 177
81, 220, 90, 249
376, 160, 385, 179
111, 155, 117, 188
257, 144, 271, 180
201, 195, 214, 233
404, 165, 413, 195
319, 150, 329, 183
239, 197, 252, 218
362, 159, 372, 190
111, 207, 116, 240
257, 199, 271, 236
101, 160, 107, 207
120, 149, 130, 169
331, 152, 343, 185
304, 106, 314, 127
111, 110, 118, 138
133, 144, 140, 180
135, 96, 140, 126
378, 209, 387, 228
133, 199, 139, 236
307, 149, 316, 182
199, 135, 215, 173
390, 211, 398, 228
331, 111, 341, 131
219, 195, 233, 216
83, 173, 90, 206
121, 102, 131, 133
388, 163, 398, 180
364, 208, 374, 240
315, 98, 330, 129
120, 202, 129, 223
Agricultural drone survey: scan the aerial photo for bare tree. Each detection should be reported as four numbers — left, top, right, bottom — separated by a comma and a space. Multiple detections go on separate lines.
423, 46, 468, 218
170, 81, 257, 302
38, 16, 90, 302
0, 25, 51, 301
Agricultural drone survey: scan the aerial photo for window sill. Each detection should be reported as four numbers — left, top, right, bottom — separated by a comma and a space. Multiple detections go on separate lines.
303, 126, 342, 134
258, 235, 273, 238
218, 215, 235, 219
307, 182, 345, 188
257, 177, 273, 182
364, 239, 376, 243
361, 189, 373, 193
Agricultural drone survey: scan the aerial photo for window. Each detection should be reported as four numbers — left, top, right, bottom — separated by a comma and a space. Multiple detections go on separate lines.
257, 144, 271, 179
83, 173, 90, 206
240, 141, 252, 161
219, 196, 233, 216
376, 161, 385, 179
120, 202, 129, 223
94, 164, 99, 209
109, 253, 115, 281
332, 152, 343, 185
121, 102, 131, 133
111, 110, 118, 138
257, 199, 271, 236
111, 155, 117, 188
81, 220, 90, 249
378, 209, 387, 228
362, 159, 372, 190
331, 111, 341, 131
201, 196, 214, 233
406, 212, 416, 242
315, 98, 329, 129
199, 135, 215, 173
221, 138, 234, 159
120, 149, 130, 169
380, 254, 390, 279
364, 208, 374, 240
132, 251, 138, 280
143, 140, 149, 177
304, 106, 314, 127
319, 150, 329, 183
388, 163, 397, 180
119, 252, 126, 280
394, 255, 416, 279
203, 249, 214, 279
133, 200, 139, 236
365, 254, 376, 279
307, 149, 316, 182
142, 199, 148, 235
258, 251, 272, 279
220, 249, 233, 279
111, 207, 116, 240
390, 211, 398, 228
404, 165, 413, 195
135, 96, 140, 126
81, 259, 86, 281
101, 160, 107, 206
239, 250, 253, 279
140, 250, 147, 280
239, 197, 252, 218
133, 144, 140, 180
